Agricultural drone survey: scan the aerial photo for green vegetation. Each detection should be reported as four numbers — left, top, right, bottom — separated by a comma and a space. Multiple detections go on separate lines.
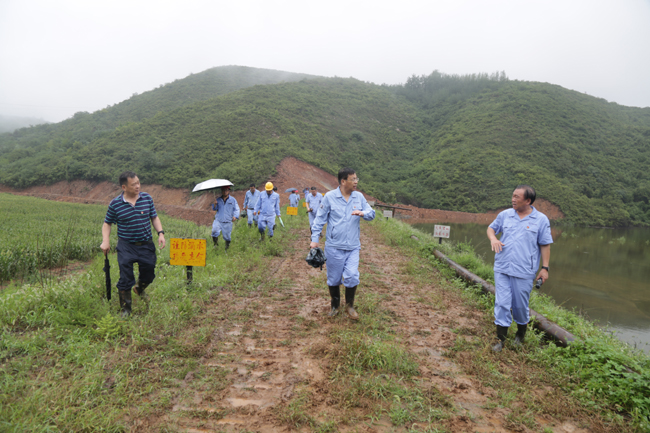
1, 67, 649, 226
0, 195, 299, 431
374, 216, 650, 431
0, 193, 108, 284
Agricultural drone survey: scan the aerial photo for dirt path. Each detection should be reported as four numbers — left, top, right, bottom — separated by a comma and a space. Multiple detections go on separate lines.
140, 221, 591, 433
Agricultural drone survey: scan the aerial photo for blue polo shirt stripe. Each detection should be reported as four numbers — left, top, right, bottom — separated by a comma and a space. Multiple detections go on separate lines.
104, 192, 158, 242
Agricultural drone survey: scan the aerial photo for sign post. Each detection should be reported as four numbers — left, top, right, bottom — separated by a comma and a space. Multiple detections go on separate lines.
169, 238, 207, 285
433, 225, 450, 244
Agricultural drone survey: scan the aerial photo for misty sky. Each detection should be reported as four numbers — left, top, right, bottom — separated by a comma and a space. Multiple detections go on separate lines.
1, 0, 649, 123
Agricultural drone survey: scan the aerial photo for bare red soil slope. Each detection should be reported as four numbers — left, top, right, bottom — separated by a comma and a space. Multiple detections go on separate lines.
0, 157, 563, 225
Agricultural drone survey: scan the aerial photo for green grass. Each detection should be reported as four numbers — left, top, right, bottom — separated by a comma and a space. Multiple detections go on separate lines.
0, 194, 306, 431
372, 216, 650, 432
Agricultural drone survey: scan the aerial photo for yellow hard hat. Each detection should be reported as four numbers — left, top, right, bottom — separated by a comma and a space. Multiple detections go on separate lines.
265, 182, 273, 191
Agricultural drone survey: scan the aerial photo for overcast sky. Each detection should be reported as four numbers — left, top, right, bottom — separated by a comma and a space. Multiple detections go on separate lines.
1, 0, 649, 123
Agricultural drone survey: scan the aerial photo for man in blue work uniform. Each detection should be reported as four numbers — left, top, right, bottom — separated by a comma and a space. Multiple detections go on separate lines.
487, 185, 553, 352
101, 171, 166, 318
289, 190, 300, 208
310, 168, 375, 320
243, 184, 260, 228
211, 185, 240, 251
306, 186, 324, 237
254, 182, 281, 241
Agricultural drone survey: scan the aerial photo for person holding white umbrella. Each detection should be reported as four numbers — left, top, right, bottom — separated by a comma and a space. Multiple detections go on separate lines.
211, 185, 240, 251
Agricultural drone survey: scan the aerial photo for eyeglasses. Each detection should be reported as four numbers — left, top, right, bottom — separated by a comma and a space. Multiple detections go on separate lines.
347, 177, 359, 183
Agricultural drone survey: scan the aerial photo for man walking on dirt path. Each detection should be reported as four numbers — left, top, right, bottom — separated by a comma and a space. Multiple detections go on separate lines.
310, 168, 375, 320
100, 171, 166, 318
211, 185, 240, 251
255, 182, 281, 241
289, 190, 300, 208
306, 186, 324, 238
487, 185, 552, 352
243, 184, 260, 228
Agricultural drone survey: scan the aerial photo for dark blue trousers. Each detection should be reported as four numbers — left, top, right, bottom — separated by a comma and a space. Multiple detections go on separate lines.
116, 239, 157, 292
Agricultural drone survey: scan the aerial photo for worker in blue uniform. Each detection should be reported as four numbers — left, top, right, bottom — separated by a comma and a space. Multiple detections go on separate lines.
289, 190, 300, 208
254, 182, 281, 241
243, 184, 260, 228
487, 185, 553, 352
306, 186, 324, 237
211, 185, 240, 251
310, 168, 375, 320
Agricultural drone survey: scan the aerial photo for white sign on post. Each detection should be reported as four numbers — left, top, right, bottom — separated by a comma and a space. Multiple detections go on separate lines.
383, 210, 393, 218
434, 225, 450, 238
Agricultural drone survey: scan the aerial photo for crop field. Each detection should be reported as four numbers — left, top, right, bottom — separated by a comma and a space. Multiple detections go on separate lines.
0, 193, 206, 285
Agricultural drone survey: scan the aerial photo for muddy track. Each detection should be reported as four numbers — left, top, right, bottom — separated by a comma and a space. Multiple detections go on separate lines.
139, 221, 589, 433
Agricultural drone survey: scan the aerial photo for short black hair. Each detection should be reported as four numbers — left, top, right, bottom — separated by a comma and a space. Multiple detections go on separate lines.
310, 186, 317, 190
249, 183, 255, 188
119, 171, 137, 187
338, 168, 355, 184
273, 186, 277, 191
515, 184, 536, 205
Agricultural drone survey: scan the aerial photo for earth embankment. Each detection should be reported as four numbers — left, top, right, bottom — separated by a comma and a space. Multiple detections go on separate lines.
0, 157, 564, 226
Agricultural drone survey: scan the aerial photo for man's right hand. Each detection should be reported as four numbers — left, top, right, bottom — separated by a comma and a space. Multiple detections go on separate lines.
310, 241, 319, 249
100, 241, 110, 254
490, 238, 505, 253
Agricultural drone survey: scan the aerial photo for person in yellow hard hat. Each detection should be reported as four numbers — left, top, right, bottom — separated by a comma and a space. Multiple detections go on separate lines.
254, 182, 281, 241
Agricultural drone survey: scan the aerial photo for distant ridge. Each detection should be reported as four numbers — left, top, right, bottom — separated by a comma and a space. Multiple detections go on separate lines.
1, 67, 649, 227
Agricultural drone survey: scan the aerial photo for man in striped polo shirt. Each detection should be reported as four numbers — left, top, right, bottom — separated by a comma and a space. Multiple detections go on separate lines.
100, 171, 166, 317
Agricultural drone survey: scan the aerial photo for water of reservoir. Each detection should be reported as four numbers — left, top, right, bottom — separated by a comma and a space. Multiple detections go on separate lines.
412, 222, 650, 352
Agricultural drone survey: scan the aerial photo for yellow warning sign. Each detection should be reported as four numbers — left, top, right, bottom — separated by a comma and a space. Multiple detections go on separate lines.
286, 206, 298, 216
170, 238, 207, 267
303, 202, 307, 208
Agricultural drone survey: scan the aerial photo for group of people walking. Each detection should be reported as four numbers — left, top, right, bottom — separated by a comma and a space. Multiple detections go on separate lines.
101, 170, 552, 354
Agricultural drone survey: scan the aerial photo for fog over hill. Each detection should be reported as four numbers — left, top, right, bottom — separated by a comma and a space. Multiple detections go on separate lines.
1, 66, 649, 227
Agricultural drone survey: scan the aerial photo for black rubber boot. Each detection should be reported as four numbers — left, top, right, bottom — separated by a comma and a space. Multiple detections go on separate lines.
328, 285, 340, 317
133, 281, 150, 303
345, 286, 359, 320
212, 236, 219, 246
225, 240, 230, 251
259, 231, 265, 242
248, 223, 252, 228
119, 290, 132, 318
492, 325, 508, 352
513, 323, 528, 346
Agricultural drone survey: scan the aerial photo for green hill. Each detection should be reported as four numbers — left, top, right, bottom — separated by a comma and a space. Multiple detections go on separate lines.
1, 67, 649, 227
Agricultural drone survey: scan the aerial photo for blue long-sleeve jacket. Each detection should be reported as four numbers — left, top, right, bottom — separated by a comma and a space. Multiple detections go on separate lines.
310, 187, 375, 249
289, 193, 300, 207
211, 196, 240, 223
306, 192, 323, 213
243, 189, 260, 210
254, 191, 281, 217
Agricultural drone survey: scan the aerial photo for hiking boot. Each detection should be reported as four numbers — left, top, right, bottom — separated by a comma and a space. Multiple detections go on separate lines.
133, 281, 150, 303
345, 286, 359, 320
328, 285, 340, 317
513, 323, 527, 347
119, 290, 132, 318
492, 325, 508, 352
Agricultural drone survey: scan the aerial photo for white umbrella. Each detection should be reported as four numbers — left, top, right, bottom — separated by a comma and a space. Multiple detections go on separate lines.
192, 179, 234, 193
